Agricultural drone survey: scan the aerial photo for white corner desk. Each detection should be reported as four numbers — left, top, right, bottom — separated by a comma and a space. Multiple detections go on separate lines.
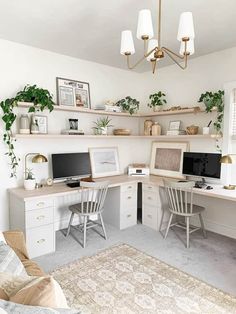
8, 175, 236, 258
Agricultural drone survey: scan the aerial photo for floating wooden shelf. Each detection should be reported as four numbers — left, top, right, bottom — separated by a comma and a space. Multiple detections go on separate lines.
17, 102, 215, 118
14, 134, 221, 140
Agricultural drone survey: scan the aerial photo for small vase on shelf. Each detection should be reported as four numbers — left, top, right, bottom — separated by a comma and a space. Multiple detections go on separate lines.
152, 122, 161, 136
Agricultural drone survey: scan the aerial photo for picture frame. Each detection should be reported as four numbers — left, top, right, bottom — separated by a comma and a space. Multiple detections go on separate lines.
33, 115, 48, 134
89, 147, 121, 178
56, 77, 91, 108
169, 120, 181, 131
150, 142, 189, 179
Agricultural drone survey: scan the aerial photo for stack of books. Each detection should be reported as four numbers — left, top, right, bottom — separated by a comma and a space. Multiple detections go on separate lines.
95, 104, 122, 112
166, 130, 186, 136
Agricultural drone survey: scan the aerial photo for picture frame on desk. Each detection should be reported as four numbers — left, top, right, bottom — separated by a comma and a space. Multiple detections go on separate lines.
56, 77, 91, 109
89, 147, 121, 178
150, 142, 189, 179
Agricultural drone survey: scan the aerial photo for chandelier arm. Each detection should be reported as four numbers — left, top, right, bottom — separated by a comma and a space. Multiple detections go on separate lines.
158, 0, 162, 48
126, 47, 157, 70
151, 59, 158, 74
162, 48, 188, 70
162, 46, 185, 60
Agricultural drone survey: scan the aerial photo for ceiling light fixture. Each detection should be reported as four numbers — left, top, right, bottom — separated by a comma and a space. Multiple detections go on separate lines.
120, 0, 195, 74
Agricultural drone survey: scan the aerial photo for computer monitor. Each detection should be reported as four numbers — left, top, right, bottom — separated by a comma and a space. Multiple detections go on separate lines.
182, 152, 222, 179
52, 152, 91, 180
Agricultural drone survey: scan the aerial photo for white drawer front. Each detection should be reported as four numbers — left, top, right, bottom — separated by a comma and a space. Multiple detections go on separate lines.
121, 183, 137, 194
25, 198, 54, 211
120, 191, 137, 210
143, 204, 158, 230
120, 208, 137, 229
143, 191, 160, 206
25, 207, 54, 229
143, 184, 159, 193
26, 224, 54, 258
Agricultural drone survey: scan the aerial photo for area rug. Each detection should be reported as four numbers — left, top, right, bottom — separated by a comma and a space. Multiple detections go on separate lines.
51, 244, 236, 314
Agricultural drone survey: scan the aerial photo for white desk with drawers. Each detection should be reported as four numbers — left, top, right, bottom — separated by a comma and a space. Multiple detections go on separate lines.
9, 175, 236, 258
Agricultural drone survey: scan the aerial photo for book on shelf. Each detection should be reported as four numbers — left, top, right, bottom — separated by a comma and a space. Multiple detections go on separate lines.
95, 104, 122, 112
166, 130, 186, 136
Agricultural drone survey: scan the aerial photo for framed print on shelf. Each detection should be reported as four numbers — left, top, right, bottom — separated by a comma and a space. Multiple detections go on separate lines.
150, 142, 189, 179
56, 77, 91, 108
89, 147, 120, 178
33, 115, 48, 134
169, 120, 181, 131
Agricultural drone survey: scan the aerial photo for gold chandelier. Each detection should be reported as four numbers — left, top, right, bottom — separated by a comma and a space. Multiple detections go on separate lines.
120, 0, 195, 74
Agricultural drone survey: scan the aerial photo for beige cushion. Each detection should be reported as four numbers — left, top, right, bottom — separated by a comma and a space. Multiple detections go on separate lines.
0, 273, 68, 309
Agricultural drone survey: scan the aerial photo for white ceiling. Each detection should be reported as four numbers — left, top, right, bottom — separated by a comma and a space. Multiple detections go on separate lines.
0, 0, 235, 72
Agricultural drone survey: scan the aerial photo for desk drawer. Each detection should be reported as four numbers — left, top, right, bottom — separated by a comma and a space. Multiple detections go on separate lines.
25, 198, 54, 211
26, 224, 54, 258
121, 183, 137, 194
143, 204, 158, 230
120, 191, 137, 210
120, 208, 137, 229
25, 207, 54, 229
143, 191, 160, 206
143, 184, 159, 193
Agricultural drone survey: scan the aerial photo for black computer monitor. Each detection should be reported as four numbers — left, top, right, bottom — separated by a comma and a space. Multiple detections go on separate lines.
182, 152, 222, 179
52, 153, 91, 180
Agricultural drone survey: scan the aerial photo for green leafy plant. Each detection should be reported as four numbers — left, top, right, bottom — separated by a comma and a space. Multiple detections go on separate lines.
198, 90, 224, 134
148, 91, 167, 109
25, 168, 35, 180
0, 84, 54, 177
116, 96, 140, 115
92, 116, 113, 135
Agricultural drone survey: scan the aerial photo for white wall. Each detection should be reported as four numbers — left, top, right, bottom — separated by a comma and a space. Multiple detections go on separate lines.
1, 38, 236, 238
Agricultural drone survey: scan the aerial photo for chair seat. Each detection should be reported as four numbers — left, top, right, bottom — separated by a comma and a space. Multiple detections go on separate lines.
170, 204, 205, 216
69, 202, 99, 215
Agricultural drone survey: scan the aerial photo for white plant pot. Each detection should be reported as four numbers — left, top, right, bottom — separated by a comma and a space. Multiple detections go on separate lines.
24, 179, 36, 191
153, 105, 163, 112
101, 127, 108, 135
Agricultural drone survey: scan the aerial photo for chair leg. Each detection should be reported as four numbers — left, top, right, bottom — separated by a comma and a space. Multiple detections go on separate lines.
83, 216, 87, 248
159, 208, 165, 232
99, 213, 107, 240
186, 217, 190, 248
66, 212, 74, 237
199, 213, 207, 238
164, 213, 173, 239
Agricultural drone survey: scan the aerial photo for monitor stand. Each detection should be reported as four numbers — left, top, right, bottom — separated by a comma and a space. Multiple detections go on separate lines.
194, 178, 207, 189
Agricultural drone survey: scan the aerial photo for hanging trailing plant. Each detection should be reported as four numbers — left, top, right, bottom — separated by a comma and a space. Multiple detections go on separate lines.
0, 85, 54, 177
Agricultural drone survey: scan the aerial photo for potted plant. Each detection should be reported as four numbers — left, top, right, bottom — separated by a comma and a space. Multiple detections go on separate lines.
92, 116, 113, 135
198, 90, 224, 134
116, 96, 140, 115
0, 84, 54, 177
148, 91, 167, 112
24, 168, 36, 191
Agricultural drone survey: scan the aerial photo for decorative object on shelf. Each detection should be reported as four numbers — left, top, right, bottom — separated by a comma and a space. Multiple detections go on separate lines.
89, 147, 120, 178
148, 91, 167, 111
33, 115, 48, 134
24, 153, 48, 189
0, 84, 54, 177
144, 119, 153, 136
203, 120, 212, 135
186, 125, 199, 135
24, 168, 36, 191
30, 116, 39, 134
92, 116, 113, 135
56, 77, 91, 109
113, 129, 131, 136
69, 119, 78, 130
150, 142, 189, 178
116, 96, 140, 115
198, 90, 224, 134
95, 100, 122, 113
46, 177, 54, 187
167, 120, 185, 135
61, 129, 85, 135
162, 106, 201, 113
19, 114, 30, 134
220, 154, 236, 190
120, 0, 195, 74
151, 122, 161, 136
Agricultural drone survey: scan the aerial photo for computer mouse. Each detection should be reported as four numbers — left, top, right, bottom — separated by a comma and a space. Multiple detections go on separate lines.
206, 185, 213, 190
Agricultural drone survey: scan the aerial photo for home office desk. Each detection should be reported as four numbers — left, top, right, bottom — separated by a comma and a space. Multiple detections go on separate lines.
9, 175, 236, 258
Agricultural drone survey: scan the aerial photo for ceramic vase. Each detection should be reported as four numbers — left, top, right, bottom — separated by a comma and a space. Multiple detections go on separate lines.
24, 179, 36, 191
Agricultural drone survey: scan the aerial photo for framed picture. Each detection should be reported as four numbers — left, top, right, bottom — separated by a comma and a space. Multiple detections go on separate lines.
169, 120, 181, 131
34, 115, 48, 134
56, 77, 91, 108
150, 142, 189, 179
89, 147, 120, 178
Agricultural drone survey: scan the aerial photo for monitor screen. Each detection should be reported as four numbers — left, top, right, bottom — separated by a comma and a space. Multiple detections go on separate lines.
183, 152, 222, 179
52, 153, 91, 180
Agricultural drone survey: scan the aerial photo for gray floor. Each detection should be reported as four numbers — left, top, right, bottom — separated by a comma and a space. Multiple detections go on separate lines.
34, 223, 236, 296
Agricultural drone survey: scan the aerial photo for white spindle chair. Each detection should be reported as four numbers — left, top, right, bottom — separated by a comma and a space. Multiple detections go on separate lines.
163, 180, 207, 248
66, 181, 109, 248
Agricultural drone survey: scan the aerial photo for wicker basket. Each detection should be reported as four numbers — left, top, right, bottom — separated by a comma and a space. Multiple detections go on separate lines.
186, 125, 199, 135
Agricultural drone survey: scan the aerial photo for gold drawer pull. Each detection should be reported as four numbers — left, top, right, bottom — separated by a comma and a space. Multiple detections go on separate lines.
127, 196, 132, 199
147, 214, 152, 219
37, 239, 46, 244
36, 215, 45, 220
128, 186, 133, 189
37, 202, 45, 207
127, 214, 132, 218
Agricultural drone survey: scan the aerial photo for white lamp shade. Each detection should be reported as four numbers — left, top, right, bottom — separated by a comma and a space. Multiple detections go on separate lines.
120, 30, 135, 55
146, 39, 158, 61
177, 12, 195, 41
179, 39, 194, 55
136, 9, 154, 40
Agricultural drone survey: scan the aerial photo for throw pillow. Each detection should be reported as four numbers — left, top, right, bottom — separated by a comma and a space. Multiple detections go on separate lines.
0, 233, 6, 244
0, 242, 27, 277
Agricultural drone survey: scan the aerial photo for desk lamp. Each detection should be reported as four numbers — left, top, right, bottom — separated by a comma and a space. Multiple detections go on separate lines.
220, 154, 236, 190
24, 153, 48, 183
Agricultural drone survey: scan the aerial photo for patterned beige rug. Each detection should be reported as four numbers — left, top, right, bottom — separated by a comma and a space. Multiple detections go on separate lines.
51, 244, 236, 314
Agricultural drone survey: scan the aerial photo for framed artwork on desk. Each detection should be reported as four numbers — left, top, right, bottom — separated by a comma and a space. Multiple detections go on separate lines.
150, 142, 189, 179
89, 147, 120, 178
